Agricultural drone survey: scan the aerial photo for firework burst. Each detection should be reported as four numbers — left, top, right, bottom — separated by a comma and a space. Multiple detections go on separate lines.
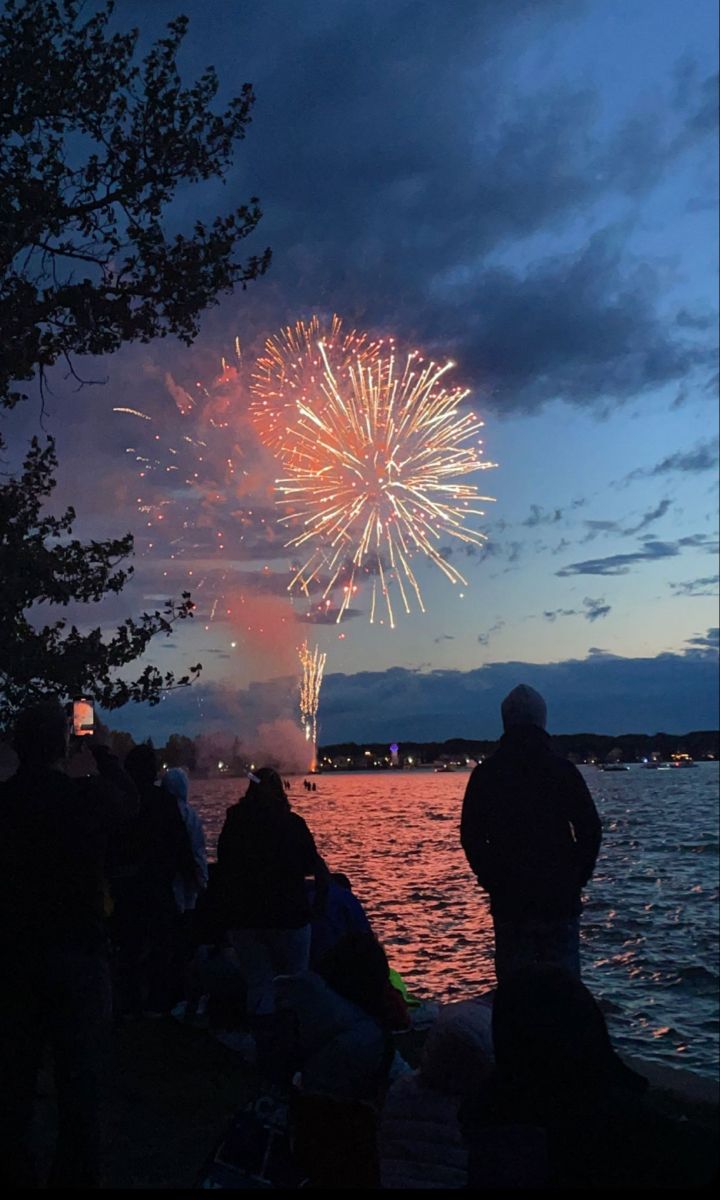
299, 640, 327, 768
250, 315, 384, 456
278, 347, 496, 627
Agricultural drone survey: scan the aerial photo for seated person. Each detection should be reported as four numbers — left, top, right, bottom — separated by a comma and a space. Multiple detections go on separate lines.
380, 998, 494, 1190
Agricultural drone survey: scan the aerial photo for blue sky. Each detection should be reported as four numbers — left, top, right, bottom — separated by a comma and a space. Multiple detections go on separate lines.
11, 0, 719, 740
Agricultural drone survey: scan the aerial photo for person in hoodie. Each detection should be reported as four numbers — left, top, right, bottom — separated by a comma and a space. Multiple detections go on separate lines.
379, 998, 494, 1190
161, 767, 208, 915
161, 767, 208, 1011
460, 684, 601, 982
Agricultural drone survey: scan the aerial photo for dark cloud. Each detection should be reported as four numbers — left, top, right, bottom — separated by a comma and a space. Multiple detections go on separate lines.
625, 498, 673, 534
522, 505, 564, 528
477, 619, 505, 646
583, 596, 612, 622
583, 497, 674, 541
622, 438, 719, 483
433, 634, 455, 643
127, 4, 716, 418
543, 597, 611, 622
112, 642, 719, 742
557, 539, 680, 576
685, 627, 719, 651
434, 228, 715, 413
670, 574, 720, 597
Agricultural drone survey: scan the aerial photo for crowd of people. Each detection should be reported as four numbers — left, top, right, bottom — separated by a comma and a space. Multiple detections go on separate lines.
0, 689, 715, 1189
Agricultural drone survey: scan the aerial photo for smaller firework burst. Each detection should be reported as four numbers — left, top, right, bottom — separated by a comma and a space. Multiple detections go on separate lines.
299, 640, 327, 768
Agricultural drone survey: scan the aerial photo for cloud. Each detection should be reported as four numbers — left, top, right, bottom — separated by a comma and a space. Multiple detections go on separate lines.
625, 498, 673, 534
557, 539, 680, 576
543, 597, 611, 622
583, 596, 612, 622
622, 438, 719, 483
433, 634, 456, 643
522, 505, 563, 528
111, 641, 719, 742
582, 497, 673, 541
557, 533, 717, 576
670, 575, 720, 597
477, 619, 505, 646
685, 627, 719, 652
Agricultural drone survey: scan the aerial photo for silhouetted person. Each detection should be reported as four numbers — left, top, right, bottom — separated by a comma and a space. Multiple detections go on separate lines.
213, 767, 329, 1015
0, 700, 137, 1188
461, 684, 601, 981
460, 965, 717, 1189
308, 870, 373, 968
380, 998, 494, 1189
113, 745, 195, 1015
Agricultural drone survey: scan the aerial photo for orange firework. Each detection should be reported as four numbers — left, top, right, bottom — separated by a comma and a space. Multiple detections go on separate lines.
250, 315, 383, 456
278, 346, 496, 628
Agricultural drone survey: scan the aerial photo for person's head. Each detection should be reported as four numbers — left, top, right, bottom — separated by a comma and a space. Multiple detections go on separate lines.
491, 965, 644, 1099
421, 1000, 494, 1095
317, 931, 390, 1024
331, 871, 352, 891
162, 766, 189, 804
125, 743, 158, 789
501, 684, 547, 732
13, 699, 68, 768
243, 766, 289, 816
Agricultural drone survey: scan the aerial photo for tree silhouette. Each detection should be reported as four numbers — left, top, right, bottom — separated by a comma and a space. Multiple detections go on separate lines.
0, 0, 270, 725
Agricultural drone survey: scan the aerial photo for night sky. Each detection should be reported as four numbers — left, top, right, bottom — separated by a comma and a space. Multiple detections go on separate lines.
12, 0, 719, 742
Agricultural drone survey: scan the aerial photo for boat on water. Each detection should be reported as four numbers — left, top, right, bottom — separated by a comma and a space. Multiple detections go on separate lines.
670, 754, 697, 768
600, 764, 630, 772
643, 762, 671, 770
434, 764, 455, 773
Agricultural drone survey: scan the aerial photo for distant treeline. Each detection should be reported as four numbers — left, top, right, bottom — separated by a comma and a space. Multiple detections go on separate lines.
319, 730, 720, 765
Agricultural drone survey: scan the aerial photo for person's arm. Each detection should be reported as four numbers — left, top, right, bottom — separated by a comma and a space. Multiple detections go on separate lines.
566, 766, 602, 886
460, 768, 494, 891
311, 854, 330, 917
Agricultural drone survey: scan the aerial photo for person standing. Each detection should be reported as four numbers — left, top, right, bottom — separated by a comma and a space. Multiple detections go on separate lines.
214, 767, 329, 1016
460, 684, 601, 982
0, 700, 138, 1188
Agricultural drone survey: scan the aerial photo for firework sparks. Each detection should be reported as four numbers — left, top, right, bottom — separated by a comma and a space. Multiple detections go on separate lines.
299, 640, 327, 768
278, 347, 496, 627
250, 315, 384, 456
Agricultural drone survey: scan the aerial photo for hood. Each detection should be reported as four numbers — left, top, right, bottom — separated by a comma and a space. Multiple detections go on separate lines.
162, 766, 189, 805
501, 684, 547, 732
420, 999, 494, 1094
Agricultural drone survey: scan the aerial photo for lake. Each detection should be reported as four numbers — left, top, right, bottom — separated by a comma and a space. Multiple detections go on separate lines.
192, 763, 719, 1080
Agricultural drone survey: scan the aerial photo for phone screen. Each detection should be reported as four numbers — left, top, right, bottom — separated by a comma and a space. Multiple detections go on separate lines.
72, 698, 94, 737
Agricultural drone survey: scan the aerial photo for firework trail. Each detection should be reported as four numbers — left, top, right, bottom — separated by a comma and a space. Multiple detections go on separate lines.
250, 315, 384, 457
299, 639, 327, 768
278, 346, 496, 627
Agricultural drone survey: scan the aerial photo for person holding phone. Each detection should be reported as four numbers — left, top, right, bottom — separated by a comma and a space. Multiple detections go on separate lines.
0, 697, 138, 1189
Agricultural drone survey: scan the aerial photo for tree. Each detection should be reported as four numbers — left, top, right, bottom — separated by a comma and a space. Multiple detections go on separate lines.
0, 1, 271, 725
0, 435, 201, 730
162, 733, 197, 770
0, 0, 270, 412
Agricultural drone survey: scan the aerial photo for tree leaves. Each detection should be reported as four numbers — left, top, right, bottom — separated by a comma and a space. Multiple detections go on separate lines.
0, 0, 270, 408
0, 437, 202, 731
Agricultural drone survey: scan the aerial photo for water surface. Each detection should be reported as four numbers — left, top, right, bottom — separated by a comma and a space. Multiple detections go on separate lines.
193, 764, 719, 1078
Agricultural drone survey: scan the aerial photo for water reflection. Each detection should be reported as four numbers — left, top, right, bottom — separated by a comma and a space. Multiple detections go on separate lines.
194, 764, 718, 1078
